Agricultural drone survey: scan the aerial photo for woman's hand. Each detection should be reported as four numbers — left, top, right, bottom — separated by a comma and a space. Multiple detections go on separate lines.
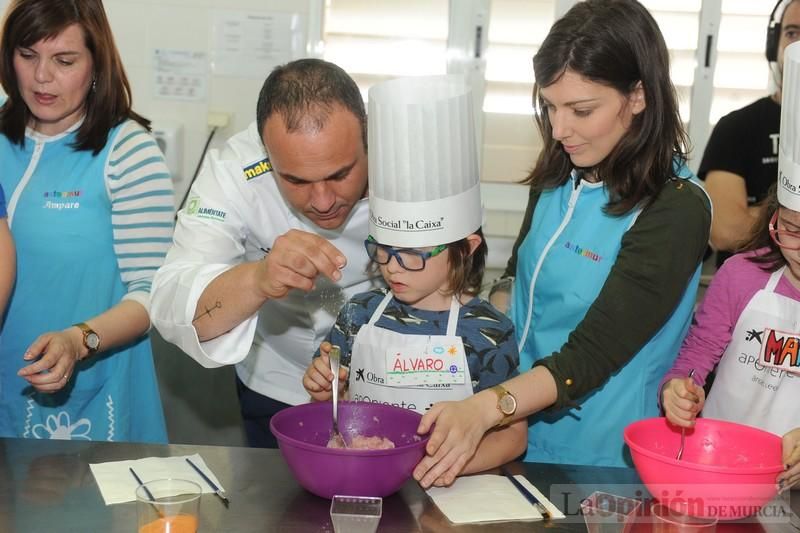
302, 341, 347, 401
777, 428, 800, 492
16, 327, 85, 393
413, 391, 498, 488
661, 376, 704, 428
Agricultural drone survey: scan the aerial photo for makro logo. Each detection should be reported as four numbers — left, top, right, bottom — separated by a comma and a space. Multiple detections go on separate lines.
243, 158, 272, 181
370, 213, 445, 232
186, 198, 226, 221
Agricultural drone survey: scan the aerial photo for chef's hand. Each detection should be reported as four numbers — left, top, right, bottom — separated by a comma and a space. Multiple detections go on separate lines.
17, 327, 85, 393
413, 392, 496, 488
777, 428, 800, 492
256, 229, 346, 300
303, 341, 348, 402
661, 376, 704, 428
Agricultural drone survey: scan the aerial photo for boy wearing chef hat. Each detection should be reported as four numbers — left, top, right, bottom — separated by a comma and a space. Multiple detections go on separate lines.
303, 75, 526, 482
661, 41, 800, 490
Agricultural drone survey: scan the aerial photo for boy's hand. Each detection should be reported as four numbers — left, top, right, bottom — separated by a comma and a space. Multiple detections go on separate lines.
661, 376, 704, 428
302, 341, 348, 401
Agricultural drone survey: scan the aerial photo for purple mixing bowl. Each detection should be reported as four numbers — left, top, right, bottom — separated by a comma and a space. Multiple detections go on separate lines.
270, 401, 429, 499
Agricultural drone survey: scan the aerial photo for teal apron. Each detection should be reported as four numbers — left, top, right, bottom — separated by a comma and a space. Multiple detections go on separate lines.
511, 169, 700, 467
0, 125, 166, 442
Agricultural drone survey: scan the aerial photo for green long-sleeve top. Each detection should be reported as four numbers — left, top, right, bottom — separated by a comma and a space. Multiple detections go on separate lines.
501, 178, 711, 410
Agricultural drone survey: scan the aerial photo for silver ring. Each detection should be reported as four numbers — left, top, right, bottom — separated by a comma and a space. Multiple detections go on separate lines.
62, 373, 69, 381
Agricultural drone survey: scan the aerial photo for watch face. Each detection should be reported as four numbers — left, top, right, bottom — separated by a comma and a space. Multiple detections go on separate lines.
499, 393, 516, 416
86, 332, 100, 350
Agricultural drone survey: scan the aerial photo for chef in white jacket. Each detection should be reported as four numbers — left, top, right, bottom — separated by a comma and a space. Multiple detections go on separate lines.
150, 59, 380, 448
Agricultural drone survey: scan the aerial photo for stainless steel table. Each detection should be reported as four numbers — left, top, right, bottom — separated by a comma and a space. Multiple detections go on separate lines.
0, 438, 791, 532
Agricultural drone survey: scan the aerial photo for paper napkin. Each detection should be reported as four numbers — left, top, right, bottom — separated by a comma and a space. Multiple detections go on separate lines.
89, 453, 225, 505
426, 474, 566, 524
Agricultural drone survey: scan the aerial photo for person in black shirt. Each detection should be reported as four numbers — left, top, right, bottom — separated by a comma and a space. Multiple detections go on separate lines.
700, 0, 800, 267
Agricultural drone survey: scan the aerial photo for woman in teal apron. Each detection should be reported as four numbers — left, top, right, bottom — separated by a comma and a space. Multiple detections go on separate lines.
414, 0, 711, 487
0, 0, 171, 442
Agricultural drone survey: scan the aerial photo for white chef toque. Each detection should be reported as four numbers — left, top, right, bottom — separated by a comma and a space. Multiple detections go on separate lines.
367, 75, 482, 248
778, 41, 800, 210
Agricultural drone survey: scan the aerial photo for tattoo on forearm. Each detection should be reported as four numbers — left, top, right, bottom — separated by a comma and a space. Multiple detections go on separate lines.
193, 301, 222, 323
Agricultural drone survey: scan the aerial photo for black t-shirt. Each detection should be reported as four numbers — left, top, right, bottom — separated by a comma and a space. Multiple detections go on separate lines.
699, 96, 780, 200
698, 96, 780, 266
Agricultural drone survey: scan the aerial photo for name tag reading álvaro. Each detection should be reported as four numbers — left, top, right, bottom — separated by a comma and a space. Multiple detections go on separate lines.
385, 338, 466, 387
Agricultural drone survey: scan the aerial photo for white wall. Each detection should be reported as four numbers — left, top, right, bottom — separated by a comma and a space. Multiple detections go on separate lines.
103, 0, 312, 204
104, 0, 534, 257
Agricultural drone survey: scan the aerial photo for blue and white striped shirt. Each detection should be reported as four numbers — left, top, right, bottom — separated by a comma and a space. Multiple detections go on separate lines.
106, 121, 174, 307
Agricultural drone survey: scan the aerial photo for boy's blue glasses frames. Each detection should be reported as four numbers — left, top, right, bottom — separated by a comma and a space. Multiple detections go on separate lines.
364, 238, 447, 271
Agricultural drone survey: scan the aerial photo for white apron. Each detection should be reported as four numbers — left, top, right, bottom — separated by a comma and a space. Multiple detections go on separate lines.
704, 267, 800, 435
348, 291, 474, 414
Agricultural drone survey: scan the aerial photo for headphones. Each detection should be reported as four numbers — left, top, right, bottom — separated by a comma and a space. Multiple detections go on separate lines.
767, 0, 794, 62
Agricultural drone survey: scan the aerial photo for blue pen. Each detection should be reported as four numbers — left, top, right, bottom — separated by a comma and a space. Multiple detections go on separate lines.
129, 467, 155, 501
186, 457, 230, 507
501, 467, 551, 520
130, 467, 164, 518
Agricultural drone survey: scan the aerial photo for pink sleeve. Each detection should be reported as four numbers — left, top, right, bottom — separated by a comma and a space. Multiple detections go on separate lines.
658, 254, 766, 406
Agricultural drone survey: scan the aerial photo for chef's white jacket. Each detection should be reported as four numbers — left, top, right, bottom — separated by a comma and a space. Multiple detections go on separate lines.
151, 122, 378, 406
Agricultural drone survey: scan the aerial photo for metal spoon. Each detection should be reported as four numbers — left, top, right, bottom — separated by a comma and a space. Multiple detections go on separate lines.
329, 345, 347, 448
676, 368, 696, 460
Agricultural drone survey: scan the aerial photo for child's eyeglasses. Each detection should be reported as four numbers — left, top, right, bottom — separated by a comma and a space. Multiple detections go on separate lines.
364, 238, 447, 271
769, 210, 800, 250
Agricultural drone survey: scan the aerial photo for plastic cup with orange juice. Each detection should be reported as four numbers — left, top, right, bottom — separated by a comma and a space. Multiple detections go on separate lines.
135, 478, 201, 533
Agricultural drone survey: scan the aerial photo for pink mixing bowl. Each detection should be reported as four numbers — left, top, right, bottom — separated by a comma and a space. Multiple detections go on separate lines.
270, 401, 429, 499
624, 417, 783, 520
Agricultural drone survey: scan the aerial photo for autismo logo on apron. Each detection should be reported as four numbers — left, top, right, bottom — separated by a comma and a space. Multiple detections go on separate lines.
43, 189, 81, 210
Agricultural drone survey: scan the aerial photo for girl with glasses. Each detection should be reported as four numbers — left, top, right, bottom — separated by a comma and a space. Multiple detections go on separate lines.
661, 185, 800, 490
662, 39, 800, 491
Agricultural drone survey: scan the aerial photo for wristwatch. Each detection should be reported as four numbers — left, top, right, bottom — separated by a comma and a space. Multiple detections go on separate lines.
490, 384, 517, 427
74, 322, 100, 357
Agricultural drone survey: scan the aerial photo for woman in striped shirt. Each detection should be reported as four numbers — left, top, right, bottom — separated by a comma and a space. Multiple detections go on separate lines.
0, 0, 172, 442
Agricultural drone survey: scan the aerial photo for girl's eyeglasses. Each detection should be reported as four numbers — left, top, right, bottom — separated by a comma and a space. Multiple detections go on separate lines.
769, 210, 800, 250
364, 238, 446, 271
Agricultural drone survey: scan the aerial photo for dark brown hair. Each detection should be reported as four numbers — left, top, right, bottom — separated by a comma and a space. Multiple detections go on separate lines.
0, 0, 148, 154
369, 228, 488, 299
741, 184, 785, 271
256, 58, 367, 151
525, 0, 690, 215
445, 227, 487, 298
